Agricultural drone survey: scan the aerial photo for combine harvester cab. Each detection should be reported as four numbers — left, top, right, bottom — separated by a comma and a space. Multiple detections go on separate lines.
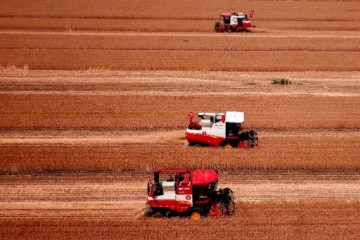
186, 111, 258, 148
215, 10, 253, 32
146, 169, 235, 219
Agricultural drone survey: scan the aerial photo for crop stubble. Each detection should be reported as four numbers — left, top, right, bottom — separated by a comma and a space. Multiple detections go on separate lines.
0, 32, 359, 71
0, 0, 360, 239
1, 70, 359, 130
0, 1, 359, 72
0, 0, 359, 32
0, 130, 359, 173
0, 172, 359, 239
1, 201, 358, 240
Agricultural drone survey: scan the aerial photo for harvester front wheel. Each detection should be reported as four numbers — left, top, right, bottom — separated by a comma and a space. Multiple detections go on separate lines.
224, 143, 233, 150
190, 211, 201, 220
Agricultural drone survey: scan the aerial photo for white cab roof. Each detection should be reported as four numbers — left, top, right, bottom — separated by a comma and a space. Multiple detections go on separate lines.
225, 111, 244, 123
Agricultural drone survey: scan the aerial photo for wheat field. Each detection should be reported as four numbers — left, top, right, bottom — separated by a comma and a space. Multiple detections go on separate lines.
0, 0, 359, 239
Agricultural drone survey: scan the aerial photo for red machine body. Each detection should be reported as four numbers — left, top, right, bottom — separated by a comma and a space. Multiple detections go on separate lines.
146, 169, 234, 219
185, 111, 258, 148
214, 11, 253, 32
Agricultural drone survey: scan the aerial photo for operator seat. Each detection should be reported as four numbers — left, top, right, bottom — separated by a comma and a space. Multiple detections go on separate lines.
179, 173, 190, 187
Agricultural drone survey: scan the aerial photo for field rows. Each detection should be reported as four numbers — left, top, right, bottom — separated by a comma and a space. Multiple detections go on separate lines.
0, 172, 359, 202
0, 0, 359, 239
0, 201, 359, 239
0, 205, 141, 220
1, 18, 359, 32
0, 172, 359, 224
1, 172, 359, 239
0, 0, 359, 33
0, 70, 359, 173
1, 0, 359, 20
1, 130, 359, 173
1, 93, 359, 129
0, 46, 359, 71
1, 70, 358, 131
0, 33, 359, 70
1, 69, 359, 90
1, 33, 360, 52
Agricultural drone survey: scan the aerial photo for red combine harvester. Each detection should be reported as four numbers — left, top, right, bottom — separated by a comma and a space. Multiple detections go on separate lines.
146, 169, 235, 220
214, 10, 254, 32
186, 111, 258, 148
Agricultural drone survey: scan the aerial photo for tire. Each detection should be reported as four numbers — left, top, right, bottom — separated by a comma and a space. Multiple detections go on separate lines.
190, 211, 201, 220
224, 143, 233, 150
188, 208, 202, 220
